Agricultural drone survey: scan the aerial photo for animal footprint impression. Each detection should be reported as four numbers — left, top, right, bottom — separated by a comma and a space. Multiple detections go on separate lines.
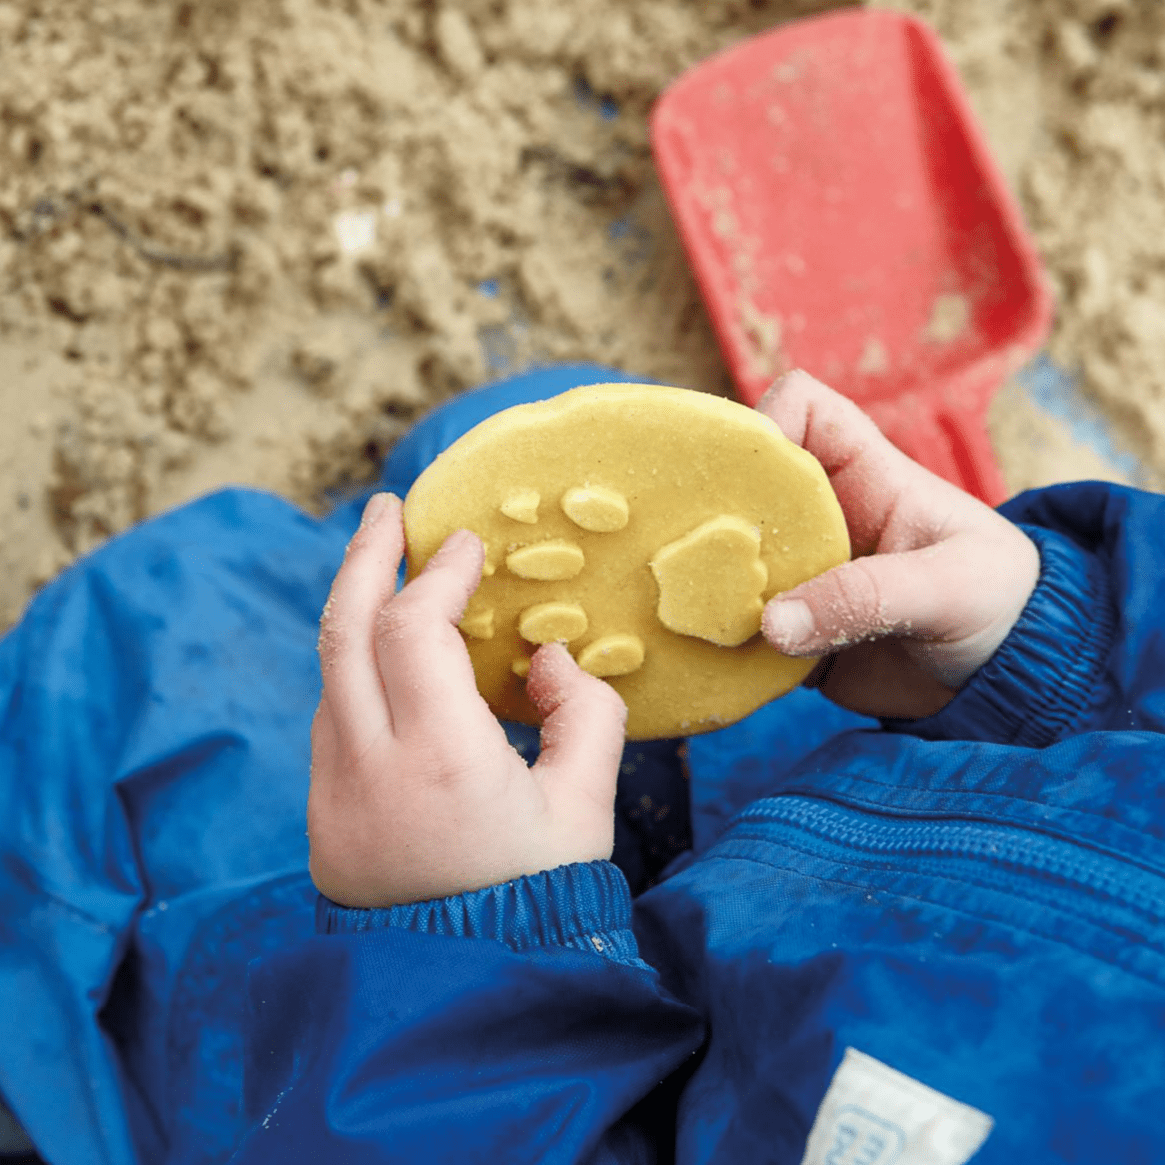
650, 515, 769, 648
403, 383, 849, 740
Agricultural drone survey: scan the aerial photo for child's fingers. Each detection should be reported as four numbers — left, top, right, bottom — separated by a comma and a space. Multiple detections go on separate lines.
372, 529, 486, 731
317, 493, 405, 744
762, 529, 1035, 688
762, 542, 964, 656
527, 643, 626, 828
758, 369, 1041, 697
756, 370, 968, 556
810, 637, 958, 720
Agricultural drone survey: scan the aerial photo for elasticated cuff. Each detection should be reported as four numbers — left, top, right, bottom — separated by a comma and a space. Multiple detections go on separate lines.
316, 860, 645, 968
882, 525, 1116, 748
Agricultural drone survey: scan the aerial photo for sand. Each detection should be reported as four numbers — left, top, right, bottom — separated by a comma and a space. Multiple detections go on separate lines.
0, 0, 1160, 630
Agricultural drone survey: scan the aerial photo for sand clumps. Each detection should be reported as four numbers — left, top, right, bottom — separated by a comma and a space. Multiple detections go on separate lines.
0, 0, 1163, 629
0, 0, 846, 627
884, 0, 1165, 491
1019, 0, 1165, 475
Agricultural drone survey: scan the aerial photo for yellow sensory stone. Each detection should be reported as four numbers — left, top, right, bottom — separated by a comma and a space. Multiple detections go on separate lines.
403, 383, 850, 740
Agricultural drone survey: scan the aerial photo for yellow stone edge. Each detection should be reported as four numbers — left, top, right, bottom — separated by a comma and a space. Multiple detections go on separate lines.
402, 382, 838, 564
400, 382, 852, 738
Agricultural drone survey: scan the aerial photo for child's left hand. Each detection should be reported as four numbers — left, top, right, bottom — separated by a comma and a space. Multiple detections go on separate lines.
308, 493, 628, 909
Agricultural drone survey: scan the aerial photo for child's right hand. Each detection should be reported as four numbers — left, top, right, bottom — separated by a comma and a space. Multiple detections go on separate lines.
757, 371, 1040, 720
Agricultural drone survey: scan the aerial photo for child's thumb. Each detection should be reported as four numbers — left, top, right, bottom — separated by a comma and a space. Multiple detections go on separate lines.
526, 641, 626, 802
762, 545, 965, 657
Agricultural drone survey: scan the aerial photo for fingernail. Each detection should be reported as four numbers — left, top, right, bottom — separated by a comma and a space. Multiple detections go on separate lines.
764, 598, 815, 649
359, 492, 394, 530
422, 528, 481, 572
758, 368, 807, 408
440, 529, 480, 557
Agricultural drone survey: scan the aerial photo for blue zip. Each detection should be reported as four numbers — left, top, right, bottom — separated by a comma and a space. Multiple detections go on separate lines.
732, 795, 1165, 936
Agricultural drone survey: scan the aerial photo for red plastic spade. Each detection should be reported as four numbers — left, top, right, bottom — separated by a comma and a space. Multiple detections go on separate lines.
651, 8, 1052, 505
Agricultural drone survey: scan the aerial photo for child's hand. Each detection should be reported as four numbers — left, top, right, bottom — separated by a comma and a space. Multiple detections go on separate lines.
757, 371, 1039, 720
308, 494, 628, 909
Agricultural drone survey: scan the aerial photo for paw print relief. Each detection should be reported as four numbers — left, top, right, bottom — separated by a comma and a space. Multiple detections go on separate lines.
458, 607, 495, 640
499, 489, 540, 524
561, 485, 629, 532
505, 539, 585, 580
518, 601, 589, 644
576, 633, 645, 678
649, 514, 769, 647
403, 382, 850, 739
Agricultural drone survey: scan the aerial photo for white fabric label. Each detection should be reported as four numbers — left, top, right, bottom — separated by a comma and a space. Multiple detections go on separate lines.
798, 1047, 994, 1165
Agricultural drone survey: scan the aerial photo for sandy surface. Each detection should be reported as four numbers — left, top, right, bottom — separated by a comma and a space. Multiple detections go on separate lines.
0, 0, 1161, 630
